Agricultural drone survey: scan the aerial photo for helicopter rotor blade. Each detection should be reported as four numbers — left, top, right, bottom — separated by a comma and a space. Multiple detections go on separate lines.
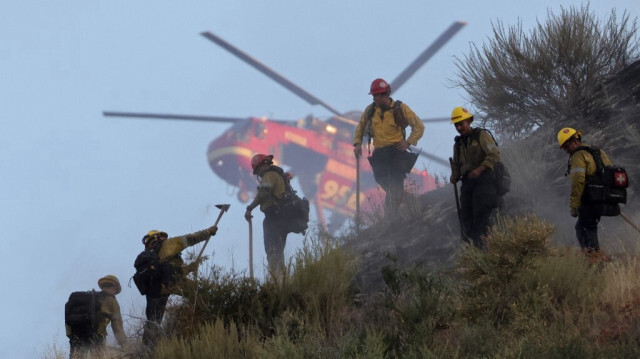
201, 32, 343, 117
417, 150, 450, 167
421, 117, 451, 123
331, 115, 359, 127
103, 111, 290, 124
390, 21, 466, 94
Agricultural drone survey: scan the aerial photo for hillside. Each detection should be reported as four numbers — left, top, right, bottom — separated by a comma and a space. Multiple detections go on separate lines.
345, 58, 640, 292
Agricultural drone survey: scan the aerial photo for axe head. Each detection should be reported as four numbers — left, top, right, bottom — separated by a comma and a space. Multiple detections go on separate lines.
215, 204, 231, 212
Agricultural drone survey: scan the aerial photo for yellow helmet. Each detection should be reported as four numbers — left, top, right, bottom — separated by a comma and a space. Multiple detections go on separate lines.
98, 275, 122, 294
450, 107, 473, 124
557, 128, 582, 148
142, 230, 167, 246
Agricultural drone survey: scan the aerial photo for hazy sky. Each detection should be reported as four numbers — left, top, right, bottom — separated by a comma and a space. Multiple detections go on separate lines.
1, 1, 638, 357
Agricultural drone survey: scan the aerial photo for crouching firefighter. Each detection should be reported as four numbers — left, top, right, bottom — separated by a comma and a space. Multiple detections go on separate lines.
449, 107, 500, 248
557, 127, 627, 253
65, 275, 127, 359
245, 154, 308, 279
133, 226, 218, 347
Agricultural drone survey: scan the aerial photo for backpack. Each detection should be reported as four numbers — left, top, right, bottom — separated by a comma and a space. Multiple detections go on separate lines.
65, 290, 104, 338
455, 128, 511, 196
133, 241, 183, 295
569, 146, 628, 216
265, 166, 310, 235
363, 100, 408, 146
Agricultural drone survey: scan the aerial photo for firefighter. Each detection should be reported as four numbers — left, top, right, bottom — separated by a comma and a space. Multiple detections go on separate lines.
136, 226, 218, 347
449, 107, 499, 248
557, 127, 614, 253
66, 275, 127, 359
244, 154, 290, 278
353, 78, 425, 214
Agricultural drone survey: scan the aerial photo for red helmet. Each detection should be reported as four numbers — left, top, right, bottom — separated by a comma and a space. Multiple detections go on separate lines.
369, 78, 391, 95
251, 154, 273, 174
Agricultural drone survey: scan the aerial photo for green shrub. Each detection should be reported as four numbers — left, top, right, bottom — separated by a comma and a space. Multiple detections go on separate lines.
456, 215, 555, 327
380, 264, 456, 358
275, 234, 357, 340
165, 265, 267, 340
157, 233, 357, 354
525, 249, 603, 323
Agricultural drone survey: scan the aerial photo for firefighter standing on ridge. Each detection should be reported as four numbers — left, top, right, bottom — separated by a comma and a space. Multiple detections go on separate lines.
244, 154, 290, 278
135, 226, 218, 347
66, 275, 127, 359
557, 127, 614, 253
449, 107, 499, 248
353, 78, 425, 213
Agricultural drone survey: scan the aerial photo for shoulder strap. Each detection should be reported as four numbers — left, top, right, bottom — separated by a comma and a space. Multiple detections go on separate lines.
364, 102, 376, 145
98, 291, 115, 305
472, 127, 498, 146
264, 165, 294, 193
454, 127, 490, 152
574, 146, 604, 171
392, 100, 408, 139
566, 146, 604, 176
365, 102, 376, 124
152, 239, 182, 264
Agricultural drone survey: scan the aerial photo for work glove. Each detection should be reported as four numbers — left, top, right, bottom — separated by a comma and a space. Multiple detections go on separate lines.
208, 225, 218, 236
353, 144, 362, 158
244, 209, 253, 222
570, 208, 578, 217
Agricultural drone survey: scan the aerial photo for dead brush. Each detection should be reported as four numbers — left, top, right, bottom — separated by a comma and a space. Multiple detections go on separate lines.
599, 295, 640, 343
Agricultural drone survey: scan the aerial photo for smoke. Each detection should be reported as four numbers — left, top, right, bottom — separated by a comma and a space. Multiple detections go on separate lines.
346, 94, 640, 292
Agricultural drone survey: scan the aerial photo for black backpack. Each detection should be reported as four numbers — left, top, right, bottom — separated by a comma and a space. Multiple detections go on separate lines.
569, 146, 628, 216
455, 128, 511, 196
265, 166, 310, 235
65, 290, 103, 338
133, 241, 183, 295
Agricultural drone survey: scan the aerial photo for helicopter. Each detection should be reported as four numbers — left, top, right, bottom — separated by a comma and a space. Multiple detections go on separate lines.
104, 21, 465, 232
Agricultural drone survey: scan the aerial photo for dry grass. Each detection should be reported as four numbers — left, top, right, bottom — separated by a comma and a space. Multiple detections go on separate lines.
45, 214, 640, 358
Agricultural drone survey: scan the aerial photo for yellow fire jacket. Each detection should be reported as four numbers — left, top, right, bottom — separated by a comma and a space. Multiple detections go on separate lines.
353, 99, 425, 148
569, 145, 612, 209
96, 294, 127, 345
156, 228, 215, 294
157, 228, 213, 262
